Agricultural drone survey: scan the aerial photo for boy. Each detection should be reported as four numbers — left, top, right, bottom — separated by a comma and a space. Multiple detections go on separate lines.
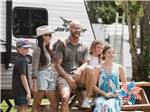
12, 39, 32, 112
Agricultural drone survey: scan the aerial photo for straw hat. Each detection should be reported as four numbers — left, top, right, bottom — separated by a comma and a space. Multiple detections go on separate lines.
36, 25, 54, 37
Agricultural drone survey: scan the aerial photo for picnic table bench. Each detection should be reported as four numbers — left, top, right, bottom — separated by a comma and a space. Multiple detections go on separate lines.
121, 81, 150, 112
69, 81, 150, 112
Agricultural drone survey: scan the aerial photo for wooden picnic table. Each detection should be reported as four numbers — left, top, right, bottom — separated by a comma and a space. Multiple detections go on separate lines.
69, 81, 150, 112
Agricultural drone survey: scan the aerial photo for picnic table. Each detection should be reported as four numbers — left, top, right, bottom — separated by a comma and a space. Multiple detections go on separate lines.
69, 81, 150, 112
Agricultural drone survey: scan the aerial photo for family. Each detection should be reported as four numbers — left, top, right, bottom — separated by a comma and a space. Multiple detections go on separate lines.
12, 20, 127, 112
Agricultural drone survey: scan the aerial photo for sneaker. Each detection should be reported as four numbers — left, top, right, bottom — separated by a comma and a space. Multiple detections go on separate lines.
81, 98, 92, 108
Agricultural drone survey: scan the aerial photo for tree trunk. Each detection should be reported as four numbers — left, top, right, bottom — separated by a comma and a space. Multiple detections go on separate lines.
124, 2, 141, 81
140, 1, 150, 101
140, 1, 150, 81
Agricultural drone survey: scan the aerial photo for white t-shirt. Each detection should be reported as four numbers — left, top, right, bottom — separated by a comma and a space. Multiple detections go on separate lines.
88, 55, 100, 68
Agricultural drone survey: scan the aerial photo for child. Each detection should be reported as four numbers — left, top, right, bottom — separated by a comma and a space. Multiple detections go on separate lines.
12, 39, 32, 112
93, 44, 127, 112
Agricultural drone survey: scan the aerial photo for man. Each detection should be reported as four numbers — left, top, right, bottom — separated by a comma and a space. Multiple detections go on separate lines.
54, 20, 94, 112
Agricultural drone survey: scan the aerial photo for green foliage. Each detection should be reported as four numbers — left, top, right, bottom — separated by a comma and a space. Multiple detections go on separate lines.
87, 0, 149, 81
116, 0, 150, 81
95, 2, 116, 24
116, 0, 144, 23
87, 1, 123, 24
128, 1, 144, 22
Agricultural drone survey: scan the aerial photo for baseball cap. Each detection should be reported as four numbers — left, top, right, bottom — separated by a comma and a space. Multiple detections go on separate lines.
16, 39, 32, 48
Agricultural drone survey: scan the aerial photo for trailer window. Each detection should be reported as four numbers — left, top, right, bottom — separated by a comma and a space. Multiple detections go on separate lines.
13, 7, 48, 38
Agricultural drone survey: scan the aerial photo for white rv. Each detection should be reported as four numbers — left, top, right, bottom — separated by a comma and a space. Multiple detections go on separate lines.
0, 0, 94, 105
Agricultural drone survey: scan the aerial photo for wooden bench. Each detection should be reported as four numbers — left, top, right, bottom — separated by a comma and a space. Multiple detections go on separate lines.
121, 81, 150, 112
69, 81, 150, 112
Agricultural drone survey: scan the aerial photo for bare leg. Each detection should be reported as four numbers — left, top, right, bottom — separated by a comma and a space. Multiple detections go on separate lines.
80, 66, 95, 98
58, 86, 71, 112
46, 90, 58, 112
32, 90, 45, 112
17, 105, 27, 112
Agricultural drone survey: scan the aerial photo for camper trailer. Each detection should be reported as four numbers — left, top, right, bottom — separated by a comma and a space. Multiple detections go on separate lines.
0, 0, 94, 105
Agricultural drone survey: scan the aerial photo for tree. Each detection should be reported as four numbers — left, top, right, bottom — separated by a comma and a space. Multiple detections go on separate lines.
87, 1, 142, 80
116, 0, 150, 82
87, 0, 150, 100
116, 1, 144, 81
86, 1, 122, 24
140, 1, 150, 81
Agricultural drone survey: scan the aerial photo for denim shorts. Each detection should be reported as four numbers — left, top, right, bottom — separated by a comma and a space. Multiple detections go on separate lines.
37, 69, 56, 91
14, 95, 27, 106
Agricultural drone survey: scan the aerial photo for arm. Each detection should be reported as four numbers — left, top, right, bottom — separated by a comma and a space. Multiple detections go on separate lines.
118, 65, 127, 83
55, 58, 77, 89
54, 41, 70, 79
32, 47, 40, 79
54, 42, 77, 89
55, 58, 70, 80
20, 74, 31, 99
32, 47, 40, 92
18, 58, 31, 99
74, 46, 89, 74
93, 66, 115, 98
93, 66, 107, 96
80, 46, 88, 64
77, 63, 88, 72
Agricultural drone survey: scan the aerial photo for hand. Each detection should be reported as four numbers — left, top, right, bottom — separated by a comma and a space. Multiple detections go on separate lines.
112, 93, 118, 97
113, 90, 119, 97
26, 92, 31, 99
105, 93, 113, 98
72, 74, 80, 82
66, 75, 77, 90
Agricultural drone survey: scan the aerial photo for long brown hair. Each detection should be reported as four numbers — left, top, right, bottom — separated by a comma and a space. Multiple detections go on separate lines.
101, 44, 112, 60
37, 36, 51, 66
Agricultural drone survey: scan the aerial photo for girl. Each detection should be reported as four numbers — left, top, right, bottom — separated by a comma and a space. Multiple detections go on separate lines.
88, 40, 103, 68
93, 44, 127, 112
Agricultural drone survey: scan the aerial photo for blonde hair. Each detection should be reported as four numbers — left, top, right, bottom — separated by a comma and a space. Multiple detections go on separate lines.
90, 40, 103, 54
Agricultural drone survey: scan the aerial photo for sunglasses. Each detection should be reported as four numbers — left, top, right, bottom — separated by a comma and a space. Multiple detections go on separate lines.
44, 34, 52, 37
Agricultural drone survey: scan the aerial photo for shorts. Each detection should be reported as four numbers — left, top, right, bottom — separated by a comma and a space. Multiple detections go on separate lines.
14, 95, 27, 106
37, 69, 56, 91
56, 76, 70, 89
56, 74, 84, 90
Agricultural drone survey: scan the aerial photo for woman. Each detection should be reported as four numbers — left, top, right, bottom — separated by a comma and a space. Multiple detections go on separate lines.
93, 44, 127, 112
32, 25, 58, 112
